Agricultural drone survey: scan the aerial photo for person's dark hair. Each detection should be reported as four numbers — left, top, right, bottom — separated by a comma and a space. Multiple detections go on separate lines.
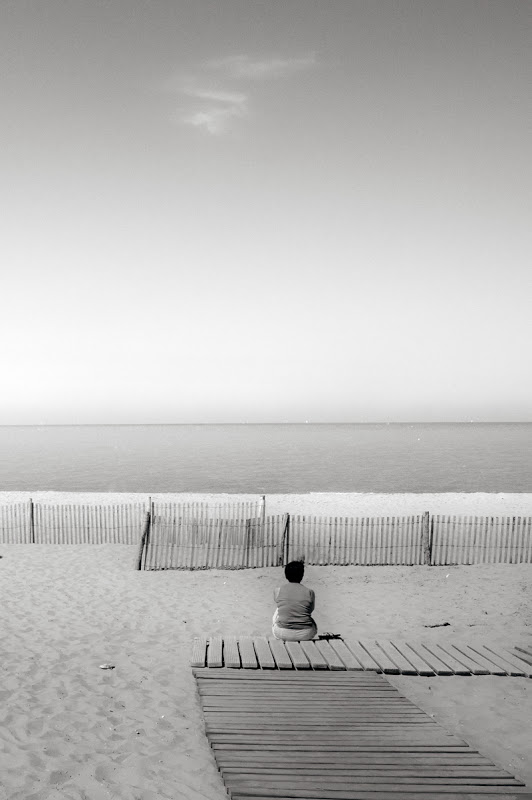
284, 560, 305, 583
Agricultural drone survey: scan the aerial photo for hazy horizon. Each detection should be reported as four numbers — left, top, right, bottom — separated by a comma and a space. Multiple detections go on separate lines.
2, 1, 530, 425
1, 420, 531, 427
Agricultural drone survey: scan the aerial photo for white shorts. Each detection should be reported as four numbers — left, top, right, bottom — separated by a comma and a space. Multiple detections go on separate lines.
271, 610, 317, 641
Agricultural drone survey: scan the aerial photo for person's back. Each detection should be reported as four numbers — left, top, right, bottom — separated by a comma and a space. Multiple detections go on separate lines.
272, 560, 317, 641
274, 582, 315, 630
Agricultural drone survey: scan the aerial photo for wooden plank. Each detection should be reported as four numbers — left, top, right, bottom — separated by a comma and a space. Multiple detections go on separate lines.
209, 736, 465, 746
199, 688, 400, 696
199, 686, 397, 695
343, 640, 381, 671
207, 636, 223, 668
361, 641, 400, 674
377, 641, 418, 675
190, 637, 207, 668
268, 638, 293, 669
203, 710, 434, 717
199, 688, 396, 692
215, 753, 494, 764
201, 692, 408, 701
200, 695, 420, 706
223, 637, 241, 669
207, 727, 442, 734
208, 727, 463, 736
229, 785, 526, 799
206, 726, 440, 734
221, 767, 519, 778
430, 643, 473, 676
204, 720, 437, 733
420, 643, 468, 675
214, 744, 471, 751
513, 646, 532, 666
328, 638, 364, 670
212, 744, 472, 752
480, 645, 527, 677
238, 637, 258, 669
232, 794, 532, 800
204, 720, 438, 728
462, 645, 522, 677
314, 639, 346, 670
227, 776, 524, 787
214, 743, 493, 756
389, 641, 434, 676
464, 645, 509, 676
195, 667, 387, 680
283, 642, 311, 669
201, 697, 418, 707
204, 711, 428, 720
405, 642, 453, 676
197, 676, 391, 687
440, 644, 491, 676
299, 640, 329, 669
203, 708, 428, 716
450, 644, 507, 676
203, 713, 429, 721
214, 737, 472, 752
252, 637, 276, 669
203, 689, 435, 707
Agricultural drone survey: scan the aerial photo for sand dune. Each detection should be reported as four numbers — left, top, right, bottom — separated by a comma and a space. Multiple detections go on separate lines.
0, 494, 531, 798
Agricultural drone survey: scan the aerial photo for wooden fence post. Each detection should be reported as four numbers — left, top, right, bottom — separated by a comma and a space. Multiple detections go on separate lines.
261, 495, 266, 529
284, 513, 290, 564
245, 518, 251, 568
279, 513, 290, 565
422, 511, 431, 565
135, 511, 151, 570
29, 498, 35, 544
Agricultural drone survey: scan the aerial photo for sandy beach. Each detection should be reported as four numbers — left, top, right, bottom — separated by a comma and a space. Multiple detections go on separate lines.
1, 493, 531, 799
3, 490, 532, 517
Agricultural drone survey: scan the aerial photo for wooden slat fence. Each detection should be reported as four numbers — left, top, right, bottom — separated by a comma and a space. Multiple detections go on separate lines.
288, 515, 425, 565
151, 500, 264, 522
144, 514, 286, 570
431, 515, 532, 564
0, 499, 264, 545
0, 502, 33, 543
32, 503, 147, 544
1, 503, 531, 566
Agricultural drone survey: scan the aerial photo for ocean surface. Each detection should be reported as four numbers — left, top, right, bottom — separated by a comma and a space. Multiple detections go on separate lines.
0, 423, 531, 494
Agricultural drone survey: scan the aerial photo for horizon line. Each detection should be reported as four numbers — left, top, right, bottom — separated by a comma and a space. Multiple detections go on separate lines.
0, 421, 531, 428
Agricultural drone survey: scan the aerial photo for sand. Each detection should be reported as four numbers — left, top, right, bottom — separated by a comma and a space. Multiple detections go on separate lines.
3, 490, 532, 517
1, 493, 531, 799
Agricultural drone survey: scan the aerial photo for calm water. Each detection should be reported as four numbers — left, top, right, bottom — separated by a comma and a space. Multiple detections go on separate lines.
0, 423, 530, 493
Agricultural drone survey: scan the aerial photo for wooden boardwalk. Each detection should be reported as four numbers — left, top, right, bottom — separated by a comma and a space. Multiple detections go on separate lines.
191, 637, 532, 677
194, 669, 531, 799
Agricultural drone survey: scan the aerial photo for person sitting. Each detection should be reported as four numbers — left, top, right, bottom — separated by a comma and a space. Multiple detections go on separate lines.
272, 559, 317, 641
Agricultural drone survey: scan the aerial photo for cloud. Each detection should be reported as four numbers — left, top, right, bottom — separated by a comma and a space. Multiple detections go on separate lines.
178, 86, 247, 135
181, 105, 246, 135
182, 88, 247, 105
174, 53, 316, 135
207, 54, 317, 80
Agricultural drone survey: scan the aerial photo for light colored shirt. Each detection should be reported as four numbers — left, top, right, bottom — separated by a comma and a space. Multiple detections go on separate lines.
274, 582, 316, 630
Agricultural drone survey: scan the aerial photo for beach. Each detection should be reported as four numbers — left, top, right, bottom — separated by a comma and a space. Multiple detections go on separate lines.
4, 489, 532, 516
1, 493, 531, 799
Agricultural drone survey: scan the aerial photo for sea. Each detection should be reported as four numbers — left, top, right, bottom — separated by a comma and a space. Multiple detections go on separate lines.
0, 423, 530, 494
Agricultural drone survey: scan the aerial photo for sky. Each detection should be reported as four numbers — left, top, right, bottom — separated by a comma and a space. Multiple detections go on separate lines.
1, 0, 530, 424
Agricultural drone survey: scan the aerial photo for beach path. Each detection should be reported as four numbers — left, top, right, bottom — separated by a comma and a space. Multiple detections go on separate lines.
194, 668, 530, 799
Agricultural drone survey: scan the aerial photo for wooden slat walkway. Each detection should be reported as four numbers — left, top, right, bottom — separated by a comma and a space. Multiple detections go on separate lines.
191, 638, 532, 677
193, 669, 531, 799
